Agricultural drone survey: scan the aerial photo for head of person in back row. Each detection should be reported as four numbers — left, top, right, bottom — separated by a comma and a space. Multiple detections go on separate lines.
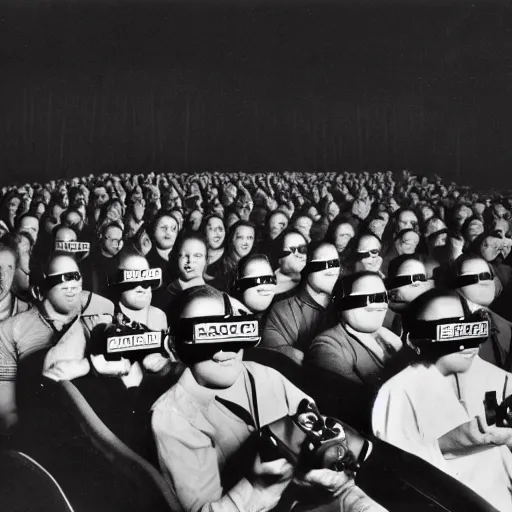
350, 232, 383, 275
235, 254, 276, 315
386, 255, 433, 313
307, 271, 403, 389
260, 243, 341, 365
274, 228, 308, 298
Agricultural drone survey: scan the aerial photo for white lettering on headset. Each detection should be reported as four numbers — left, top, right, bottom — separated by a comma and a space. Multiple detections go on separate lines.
107, 332, 162, 352
122, 268, 162, 282
193, 320, 259, 343
435, 321, 489, 342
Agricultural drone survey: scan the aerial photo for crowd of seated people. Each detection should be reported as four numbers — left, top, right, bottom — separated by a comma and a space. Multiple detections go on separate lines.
1, 169, 512, 511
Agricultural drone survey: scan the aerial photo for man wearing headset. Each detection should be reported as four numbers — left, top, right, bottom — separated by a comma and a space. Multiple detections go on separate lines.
151, 284, 385, 512
0, 252, 113, 431
261, 242, 340, 365
373, 289, 512, 511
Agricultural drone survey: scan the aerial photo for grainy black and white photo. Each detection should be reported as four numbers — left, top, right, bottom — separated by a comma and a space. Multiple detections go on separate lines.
0, 1, 511, 511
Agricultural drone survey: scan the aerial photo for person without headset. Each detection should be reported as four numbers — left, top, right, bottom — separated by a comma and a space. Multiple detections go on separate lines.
452, 254, 512, 372
372, 289, 512, 512
0, 252, 113, 431
261, 243, 341, 365
151, 284, 386, 512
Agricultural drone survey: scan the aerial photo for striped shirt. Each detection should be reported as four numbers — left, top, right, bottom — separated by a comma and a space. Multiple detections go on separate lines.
0, 291, 114, 382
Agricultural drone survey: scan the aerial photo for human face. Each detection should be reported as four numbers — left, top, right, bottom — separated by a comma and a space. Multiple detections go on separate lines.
189, 211, 203, 231
241, 259, 276, 312
388, 260, 432, 312
368, 218, 386, 239
154, 216, 179, 250
102, 226, 123, 257
205, 217, 225, 250
454, 206, 472, 229
269, 212, 289, 240
185, 297, 244, 389
0, 249, 16, 301
93, 187, 109, 207
65, 212, 83, 229
421, 206, 434, 222
106, 202, 123, 223
119, 255, 152, 311
327, 202, 340, 222
356, 235, 382, 273
232, 226, 255, 260
46, 258, 83, 314
307, 244, 340, 295
397, 211, 418, 231
280, 232, 307, 274
458, 258, 496, 307
334, 223, 355, 253
178, 239, 207, 282
294, 216, 313, 243
341, 275, 388, 333
480, 236, 502, 262
395, 231, 420, 255
8, 197, 20, 218
465, 219, 484, 242
435, 348, 479, 375
19, 216, 39, 242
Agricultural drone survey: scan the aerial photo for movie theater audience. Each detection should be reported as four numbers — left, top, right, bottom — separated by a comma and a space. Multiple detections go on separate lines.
2, 169, 512, 510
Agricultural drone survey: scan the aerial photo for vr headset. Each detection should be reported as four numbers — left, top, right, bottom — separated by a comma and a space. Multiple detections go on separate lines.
54, 241, 90, 253
304, 258, 340, 275
174, 293, 261, 364
108, 268, 162, 291
484, 387, 512, 429
236, 275, 277, 294
96, 313, 170, 363
259, 399, 368, 476
405, 313, 489, 358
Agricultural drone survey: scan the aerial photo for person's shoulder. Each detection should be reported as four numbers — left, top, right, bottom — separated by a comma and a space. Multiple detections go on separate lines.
148, 305, 168, 330
311, 323, 344, 346
81, 291, 115, 315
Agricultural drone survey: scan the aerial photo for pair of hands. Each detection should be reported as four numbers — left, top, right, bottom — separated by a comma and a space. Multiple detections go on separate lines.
439, 415, 512, 458
250, 454, 352, 509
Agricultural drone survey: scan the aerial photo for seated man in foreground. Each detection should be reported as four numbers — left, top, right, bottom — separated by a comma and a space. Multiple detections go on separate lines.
372, 289, 512, 511
151, 284, 386, 512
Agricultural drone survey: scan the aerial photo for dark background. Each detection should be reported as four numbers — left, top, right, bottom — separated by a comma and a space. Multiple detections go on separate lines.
1, 0, 511, 188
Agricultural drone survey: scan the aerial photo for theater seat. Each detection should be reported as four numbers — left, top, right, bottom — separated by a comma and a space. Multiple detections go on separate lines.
0, 449, 75, 512
356, 437, 499, 512
56, 380, 175, 512
244, 347, 304, 389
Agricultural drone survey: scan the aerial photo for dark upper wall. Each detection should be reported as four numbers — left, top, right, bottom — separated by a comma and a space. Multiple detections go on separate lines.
1, 0, 511, 188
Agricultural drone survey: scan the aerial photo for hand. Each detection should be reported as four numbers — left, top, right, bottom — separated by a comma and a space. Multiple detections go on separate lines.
250, 454, 294, 507
142, 353, 170, 373
294, 468, 352, 499
43, 358, 91, 382
90, 354, 131, 377
439, 415, 512, 457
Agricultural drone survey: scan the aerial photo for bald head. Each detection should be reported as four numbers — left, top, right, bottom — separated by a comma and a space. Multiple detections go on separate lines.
47, 254, 79, 276
310, 242, 339, 262
459, 256, 490, 276
350, 274, 385, 296
396, 258, 426, 277
55, 226, 78, 243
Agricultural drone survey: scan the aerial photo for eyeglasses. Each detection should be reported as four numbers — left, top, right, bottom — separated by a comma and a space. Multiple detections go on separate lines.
45, 271, 82, 289
387, 273, 427, 290
456, 272, 493, 287
282, 244, 308, 257
338, 291, 388, 311
357, 249, 380, 259
237, 275, 277, 293
305, 259, 341, 274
